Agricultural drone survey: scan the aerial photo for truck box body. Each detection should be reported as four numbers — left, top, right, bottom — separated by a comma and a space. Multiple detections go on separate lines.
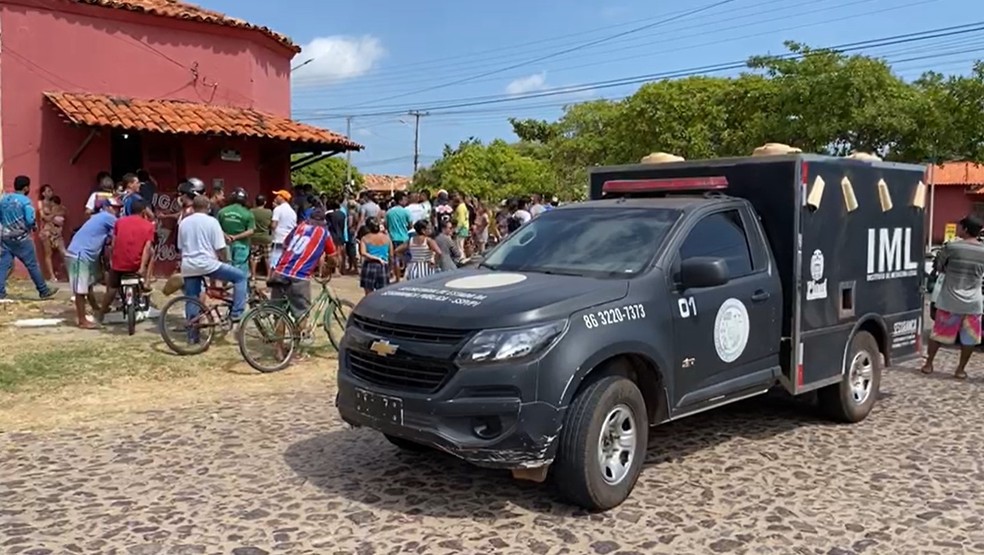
589, 154, 926, 394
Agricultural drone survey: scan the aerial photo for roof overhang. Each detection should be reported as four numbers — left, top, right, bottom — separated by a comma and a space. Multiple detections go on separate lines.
45, 91, 363, 154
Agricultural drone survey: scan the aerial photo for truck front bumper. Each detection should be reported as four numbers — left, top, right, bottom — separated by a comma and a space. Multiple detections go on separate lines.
336, 353, 565, 470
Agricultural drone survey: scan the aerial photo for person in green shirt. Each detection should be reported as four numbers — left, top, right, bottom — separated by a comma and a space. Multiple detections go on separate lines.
249, 193, 273, 277
216, 188, 255, 274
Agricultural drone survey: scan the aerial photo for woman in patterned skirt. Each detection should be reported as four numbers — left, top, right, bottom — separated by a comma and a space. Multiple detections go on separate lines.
397, 220, 440, 281
358, 218, 393, 296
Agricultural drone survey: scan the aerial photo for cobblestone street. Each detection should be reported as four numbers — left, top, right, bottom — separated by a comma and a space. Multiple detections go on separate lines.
3, 352, 984, 555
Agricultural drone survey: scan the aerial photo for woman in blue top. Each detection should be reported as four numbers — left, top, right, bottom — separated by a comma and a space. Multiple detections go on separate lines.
359, 217, 393, 296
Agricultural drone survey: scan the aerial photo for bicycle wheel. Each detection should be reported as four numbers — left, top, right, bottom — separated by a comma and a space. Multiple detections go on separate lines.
323, 298, 355, 351
158, 295, 218, 355
237, 304, 299, 373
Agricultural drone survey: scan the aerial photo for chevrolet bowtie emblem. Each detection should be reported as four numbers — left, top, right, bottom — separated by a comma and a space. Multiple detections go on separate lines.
369, 340, 398, 357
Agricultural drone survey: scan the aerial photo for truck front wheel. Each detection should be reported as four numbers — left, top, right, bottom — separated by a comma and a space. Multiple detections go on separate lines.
818, 331, 882, 423
553, 376, 648, 510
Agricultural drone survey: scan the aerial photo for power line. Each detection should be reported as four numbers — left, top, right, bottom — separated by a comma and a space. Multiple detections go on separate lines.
301, 0, 924, 99
292, 0, 811, 93
295, 21, 984, 119
296, 0, 793, 87
294, 0, 884, 96
337, 0, 740, 110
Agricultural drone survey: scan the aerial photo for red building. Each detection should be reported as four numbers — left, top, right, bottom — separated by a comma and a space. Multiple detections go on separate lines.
0, 0, 360, 273
926, 162, 984, 244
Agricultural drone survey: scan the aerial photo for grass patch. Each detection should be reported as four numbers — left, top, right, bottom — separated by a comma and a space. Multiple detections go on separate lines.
0, 337, 220, 393
0, 344, 110, 391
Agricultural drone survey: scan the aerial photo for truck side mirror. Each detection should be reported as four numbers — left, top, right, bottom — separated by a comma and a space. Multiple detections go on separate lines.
679, 257, 730, 289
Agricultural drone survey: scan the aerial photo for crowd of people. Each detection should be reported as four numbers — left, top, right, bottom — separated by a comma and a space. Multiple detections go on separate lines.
0, 170, 560, 329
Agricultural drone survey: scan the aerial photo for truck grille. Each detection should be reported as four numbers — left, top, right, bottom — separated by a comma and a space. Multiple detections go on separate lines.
347, 351, 455, 392
351, 315, 471, 345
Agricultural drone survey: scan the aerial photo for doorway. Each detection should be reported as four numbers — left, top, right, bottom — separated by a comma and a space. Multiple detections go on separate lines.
111, 130, 143, 181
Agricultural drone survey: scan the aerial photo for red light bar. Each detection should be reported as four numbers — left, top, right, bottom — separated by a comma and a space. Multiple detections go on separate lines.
602, 176, 729, 194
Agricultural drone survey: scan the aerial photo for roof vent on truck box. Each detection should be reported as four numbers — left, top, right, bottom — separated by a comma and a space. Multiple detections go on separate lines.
640, 152, 685, 164
752, 143, 802, 156
847, 151, 882, 162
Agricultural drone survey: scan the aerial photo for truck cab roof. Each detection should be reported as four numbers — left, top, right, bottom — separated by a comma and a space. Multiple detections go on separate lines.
557, 195, 740, 213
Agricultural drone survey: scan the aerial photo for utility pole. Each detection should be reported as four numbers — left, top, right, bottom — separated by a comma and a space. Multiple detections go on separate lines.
409, 110, 429, 175
345, 116, 353, 196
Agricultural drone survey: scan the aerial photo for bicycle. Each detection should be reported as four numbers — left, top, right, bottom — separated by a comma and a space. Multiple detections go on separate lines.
158, 278, 267, 355
235, 273, 355, 373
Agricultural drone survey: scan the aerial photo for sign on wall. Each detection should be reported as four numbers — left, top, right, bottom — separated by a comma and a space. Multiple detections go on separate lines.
944, 223, 957, 242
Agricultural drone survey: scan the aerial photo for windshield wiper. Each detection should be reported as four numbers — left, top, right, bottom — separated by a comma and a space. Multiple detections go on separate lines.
535, 268, 585, 277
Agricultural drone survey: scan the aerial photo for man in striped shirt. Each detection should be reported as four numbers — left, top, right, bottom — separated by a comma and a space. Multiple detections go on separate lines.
270, 208, 338, 324
923, 215, 984, 379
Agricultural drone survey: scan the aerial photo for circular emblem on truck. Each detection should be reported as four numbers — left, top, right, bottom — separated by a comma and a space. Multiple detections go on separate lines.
810, 249, 824, 281
445, 273, 527, 290
714, 298, 750, 363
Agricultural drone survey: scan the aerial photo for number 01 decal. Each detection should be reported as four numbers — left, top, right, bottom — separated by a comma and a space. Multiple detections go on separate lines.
678, 296, 697, 318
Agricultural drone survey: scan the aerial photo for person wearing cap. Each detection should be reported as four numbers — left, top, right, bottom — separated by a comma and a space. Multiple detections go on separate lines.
178, 195, 249, 323
0, 175, 58, 300
270, 189, 297, 270
269, 207, 338, 335
217, 188, 255, 274
65, 196, 121, 328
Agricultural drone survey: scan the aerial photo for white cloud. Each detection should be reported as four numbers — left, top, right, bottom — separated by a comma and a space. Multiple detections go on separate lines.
292, 35, 385, 86
506, 72, 548, 95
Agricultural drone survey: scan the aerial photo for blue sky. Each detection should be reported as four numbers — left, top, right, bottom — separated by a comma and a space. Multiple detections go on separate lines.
197, 0, 980, 177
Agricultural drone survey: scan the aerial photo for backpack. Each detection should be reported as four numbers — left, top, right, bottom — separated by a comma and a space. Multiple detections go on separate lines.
435, 204, 453, 229
507, 214, 523, 233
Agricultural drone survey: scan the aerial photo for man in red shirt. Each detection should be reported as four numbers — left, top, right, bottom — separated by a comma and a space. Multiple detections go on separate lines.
97, 197, 157, 320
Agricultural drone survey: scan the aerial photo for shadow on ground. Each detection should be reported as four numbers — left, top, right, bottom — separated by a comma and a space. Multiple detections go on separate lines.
283, 391, 830, 517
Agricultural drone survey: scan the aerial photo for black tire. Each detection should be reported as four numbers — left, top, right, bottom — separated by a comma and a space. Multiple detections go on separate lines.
124, 287, 137, 336
384, 434, 431, 453
818, 331, 882, 423
236, 304, 299, 373
324, 299, 355, 351
552, 376, 648, 511
158, 295, 216, 355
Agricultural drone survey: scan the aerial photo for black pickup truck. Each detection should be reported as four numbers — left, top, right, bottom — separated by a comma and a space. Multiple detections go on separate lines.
336, 154, 926, 510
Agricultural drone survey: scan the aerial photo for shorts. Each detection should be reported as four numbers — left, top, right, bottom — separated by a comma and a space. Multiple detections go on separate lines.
931, 308, 982, 346
250, 243, 271, 261
360, 260, 389, 291
229, 242, 250, 273
456, 226, 469, 238
269, 243, 285, 271
66, 256, 98, 295
345, 241, 358, 260
269, 274, 312, 319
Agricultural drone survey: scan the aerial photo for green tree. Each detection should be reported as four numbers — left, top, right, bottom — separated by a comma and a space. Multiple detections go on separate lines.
291, 156, 363, 198
416, 139, 556, 201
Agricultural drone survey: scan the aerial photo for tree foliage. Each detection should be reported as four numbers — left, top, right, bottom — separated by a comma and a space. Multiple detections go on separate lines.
414, 139, 556, 201
291, 156, 364, 198
414, 44, 984, 200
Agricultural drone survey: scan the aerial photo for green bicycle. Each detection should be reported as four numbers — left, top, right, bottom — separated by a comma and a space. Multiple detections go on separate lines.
235, 274, 355, 373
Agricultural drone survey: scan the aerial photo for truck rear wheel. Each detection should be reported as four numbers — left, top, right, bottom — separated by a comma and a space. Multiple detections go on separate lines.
553, 376, 648, 511
818, 331, 882, 423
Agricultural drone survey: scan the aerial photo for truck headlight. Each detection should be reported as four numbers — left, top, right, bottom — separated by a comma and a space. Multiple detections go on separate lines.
457, 320, 567, 363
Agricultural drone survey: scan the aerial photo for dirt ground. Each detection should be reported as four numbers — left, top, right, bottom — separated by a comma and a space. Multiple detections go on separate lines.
0, 274, 367, 431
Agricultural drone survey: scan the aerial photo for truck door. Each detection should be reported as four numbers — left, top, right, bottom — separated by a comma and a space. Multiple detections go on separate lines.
668, 207, 782, 410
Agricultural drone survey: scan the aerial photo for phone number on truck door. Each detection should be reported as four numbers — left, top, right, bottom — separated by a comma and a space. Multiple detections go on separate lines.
583, 304, 647, 329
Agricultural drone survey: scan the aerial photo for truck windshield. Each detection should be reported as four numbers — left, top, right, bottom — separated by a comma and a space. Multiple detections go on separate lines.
481, 207, 680, 278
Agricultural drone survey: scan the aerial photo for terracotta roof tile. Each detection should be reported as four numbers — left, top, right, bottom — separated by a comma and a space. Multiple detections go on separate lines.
362, 174, 410, 193
927, 162, 984, 187
45, 91, 362, 152
74, 0, 299, 52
